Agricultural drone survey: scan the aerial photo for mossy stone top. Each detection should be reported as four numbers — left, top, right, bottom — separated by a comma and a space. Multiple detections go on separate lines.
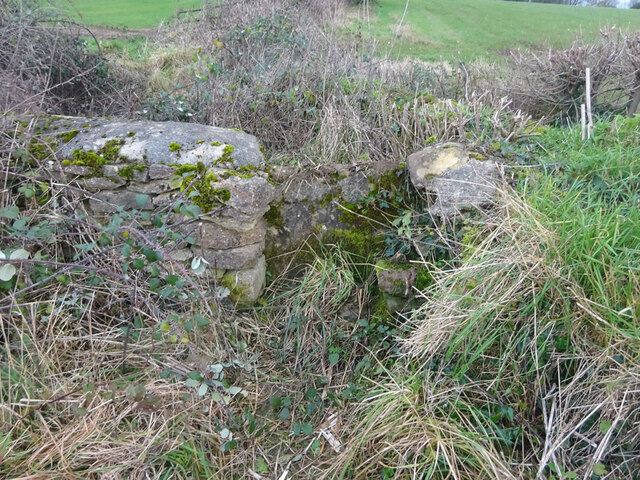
47, 116, 264, 168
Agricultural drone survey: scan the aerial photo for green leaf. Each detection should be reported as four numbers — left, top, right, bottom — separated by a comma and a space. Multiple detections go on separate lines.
592, 463, 607, 476
198, 383, 208, 396
302, 423, 313, 435
188, 371, 203, 381
185, 378, 201, 388
195, 314, 210, 327
165, 274, 179, 285
9, 248, 29, 260
132, 258, 145, 270
599, 420, 612, 434
0, 264, 17, 281
269, 396, 282, 409
255, 457, 269, 474
135, 194, 150, 208
0, 206, 19, 219
278, 407, 290, 421
211, 392, 224, 403
328, 353, 340, 366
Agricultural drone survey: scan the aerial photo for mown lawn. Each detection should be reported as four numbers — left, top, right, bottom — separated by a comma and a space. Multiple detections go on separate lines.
357, 0, 640, 60
52, 0, 207, 28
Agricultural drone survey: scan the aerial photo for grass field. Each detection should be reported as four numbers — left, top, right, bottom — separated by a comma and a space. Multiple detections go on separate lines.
54, 0, 207, 28
357, 0, 640, 60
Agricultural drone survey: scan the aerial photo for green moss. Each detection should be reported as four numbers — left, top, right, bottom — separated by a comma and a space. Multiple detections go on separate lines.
118, 164, 148, 180
374, 258, 413, 274
80, 123, 90, 128
169, 142, 182, 152
214, 144, 235, 165
225, 170, 254, 178
61, 159, 71, 166
414, 267, 434, 290
28, 140, 53, 161
174, 163, 199, 175
195, 139, 205, 145
376, 166, 406, 193
174, 161, 229, 211
469, 152, 485, 161
57, 129, 79, 143
425, 136, 436, 145
221, 272, 249, 306
99, 139, 125, 162
71, 150, 110, 176
68, 138, 126, 177
324, 228, 384, 262
126, 131, 135, 137
264, 204, 284, 228
210, 141, 221, 146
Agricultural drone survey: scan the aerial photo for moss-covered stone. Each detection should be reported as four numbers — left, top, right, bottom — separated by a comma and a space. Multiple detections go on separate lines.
58, 129, 79, 143
118, 164, 148, 180
264, 204, 284, 228
169, 142, 182, 152
214, 144, 235, 165
100, 139, 126, 162
174, 161, 229, 211
71, 150, 110, 177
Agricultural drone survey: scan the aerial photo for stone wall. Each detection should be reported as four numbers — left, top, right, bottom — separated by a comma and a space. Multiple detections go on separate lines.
20, 116, 500, 307
39, 116, 274, 306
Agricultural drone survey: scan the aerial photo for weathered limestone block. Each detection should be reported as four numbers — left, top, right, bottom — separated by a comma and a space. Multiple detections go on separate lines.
80, 177, 126, 192
407, 143, 500, 219
53, 117, 264, 168
148, 164, 175, 179
216, 176, 275, 220
193, 219, 266, 250
201, 241, 265, 270
407, 142, 470, 189
89, 190, 154, 213
63, 165, 91, 176
103, 164, 149, 182
127, 180, 177, 195
426, 159, 500, 219
222, 256, 266, 307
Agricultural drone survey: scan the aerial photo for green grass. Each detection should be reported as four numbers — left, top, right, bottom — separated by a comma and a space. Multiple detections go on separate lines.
359, 0, 640, 60
53, 0, 208, 28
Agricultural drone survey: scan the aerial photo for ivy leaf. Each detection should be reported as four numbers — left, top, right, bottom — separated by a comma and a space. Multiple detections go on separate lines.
135, 194, 150, 209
